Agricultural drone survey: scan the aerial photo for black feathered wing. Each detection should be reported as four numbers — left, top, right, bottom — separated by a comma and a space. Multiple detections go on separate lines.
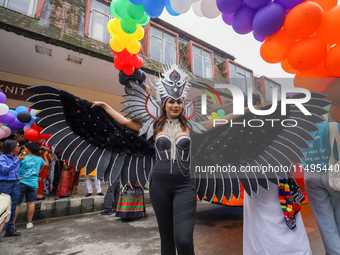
192, 92, 330, 203
27, 84, 156, 188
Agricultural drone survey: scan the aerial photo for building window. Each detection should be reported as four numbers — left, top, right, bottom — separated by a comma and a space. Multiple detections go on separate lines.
193, 46, 212, 79
89, 0, 111, 43
150, 26, 176, 65
265, 79, 281, 102
1, 0, 39, 17
229, 63, 252, 93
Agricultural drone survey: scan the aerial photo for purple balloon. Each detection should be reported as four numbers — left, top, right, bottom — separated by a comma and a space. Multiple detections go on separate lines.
274, 0, 305, 10
232, 5, 257, 35
253, 3, 286, 37
253, 31, 265, 42
12, 118, 25, 129
216, 0, 243, 14
0, 92, 6, 104
245, 0, 270, 9
0, 112, 15, 124
222, 13, 234, 26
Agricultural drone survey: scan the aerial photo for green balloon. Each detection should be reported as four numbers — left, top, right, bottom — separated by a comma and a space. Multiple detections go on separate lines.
121, 17, 138, 34
217, 109, 225, 117
110, 0, 122, 19
135, 13, 150, 26
115, 0, 129, 19
127, 1, 145, 20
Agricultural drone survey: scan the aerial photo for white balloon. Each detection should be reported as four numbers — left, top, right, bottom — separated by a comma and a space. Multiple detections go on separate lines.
0, 103, 9, 115
170, 0, 192, 14
187, 0, 199, 2
30, 109, 38, 117
192, 0, 204, 17
23, 125, 31, 132
201, 0, 221, 19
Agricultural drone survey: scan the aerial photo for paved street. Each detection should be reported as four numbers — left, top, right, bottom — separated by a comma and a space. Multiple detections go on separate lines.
0, 202, 324, 255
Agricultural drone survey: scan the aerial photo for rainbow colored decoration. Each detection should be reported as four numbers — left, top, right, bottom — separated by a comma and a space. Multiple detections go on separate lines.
108, 0, 340, 122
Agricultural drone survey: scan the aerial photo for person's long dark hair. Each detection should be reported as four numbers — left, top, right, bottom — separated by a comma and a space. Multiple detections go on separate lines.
2, 139, 18, 154
153, 106, 189, 138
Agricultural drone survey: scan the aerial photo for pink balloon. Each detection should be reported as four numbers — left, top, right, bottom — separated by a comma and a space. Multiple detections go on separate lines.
0, 128, 6, 139
2, 126, 12, 138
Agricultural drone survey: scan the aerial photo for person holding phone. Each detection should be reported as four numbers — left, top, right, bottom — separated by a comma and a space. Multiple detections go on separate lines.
0, 140, 25, 237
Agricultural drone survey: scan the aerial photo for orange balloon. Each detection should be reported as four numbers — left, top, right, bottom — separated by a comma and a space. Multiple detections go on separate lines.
325, 78, 340, 107
284, 2, 323, 39
329, 104, 340, 123
260, 34, 290, 64
324, 44, 340, 77
294, 63, 336, 92
281, 59, 298, 74
317, 5, 340, 44
275, 29, 297, 48
288, 37, 327, 70
309, 0, 337, 13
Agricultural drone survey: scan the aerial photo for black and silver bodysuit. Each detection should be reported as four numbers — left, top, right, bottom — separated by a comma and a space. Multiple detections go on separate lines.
149, 132, 196, 255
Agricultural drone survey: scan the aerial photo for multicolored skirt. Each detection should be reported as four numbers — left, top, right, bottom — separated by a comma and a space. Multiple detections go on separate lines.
115, 184, 144, 219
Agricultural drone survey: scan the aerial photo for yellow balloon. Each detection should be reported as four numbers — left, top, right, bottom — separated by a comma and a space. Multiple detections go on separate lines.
132, 25, 144, 41
126, 40, 140, 54
110, 37, 125, 52
111, 18, 124, 36
118, 34, 133, 48
210, 112, 218, 120
107, 19, 118, 37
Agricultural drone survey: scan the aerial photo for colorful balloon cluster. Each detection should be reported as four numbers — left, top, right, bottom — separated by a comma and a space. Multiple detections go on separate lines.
109, 0, 148, 75
0, 92, 40, 139
258, 1, 340, 93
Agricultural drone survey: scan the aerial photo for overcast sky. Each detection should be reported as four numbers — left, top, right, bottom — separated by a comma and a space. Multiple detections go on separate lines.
159, 1, 340, 82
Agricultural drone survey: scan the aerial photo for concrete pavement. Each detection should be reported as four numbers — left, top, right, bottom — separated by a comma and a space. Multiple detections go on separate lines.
0, 202, 325, 255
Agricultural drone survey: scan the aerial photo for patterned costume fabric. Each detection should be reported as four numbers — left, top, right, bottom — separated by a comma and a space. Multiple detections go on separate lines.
115, 184, 145, 219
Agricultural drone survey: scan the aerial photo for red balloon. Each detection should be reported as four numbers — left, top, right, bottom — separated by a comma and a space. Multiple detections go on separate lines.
31, 122, 44, 132
123, 65, 135, 76
129, 54, 139, 66
39, 133, 52, 140
25, 128, 39, 140
118, 49, 132, 62
137, 43, 143, 54
114, 56, 125, 70
135, 57, 143, 69
30, 137, 41, 143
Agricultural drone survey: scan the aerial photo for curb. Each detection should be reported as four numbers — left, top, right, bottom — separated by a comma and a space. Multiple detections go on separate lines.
16, 190, 150, 223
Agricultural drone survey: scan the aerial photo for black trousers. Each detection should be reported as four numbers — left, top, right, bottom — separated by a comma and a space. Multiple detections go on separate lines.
150, 161, 196, 255
103, 179, 120, 210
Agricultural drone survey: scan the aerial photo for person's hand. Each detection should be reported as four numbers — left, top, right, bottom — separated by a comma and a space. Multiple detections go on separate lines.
19, 176, 22, 181
18, 154, 25, 161
91, 101, 107, 109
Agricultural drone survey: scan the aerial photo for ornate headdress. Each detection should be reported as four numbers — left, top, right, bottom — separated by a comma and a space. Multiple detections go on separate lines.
154, 64, 190, 107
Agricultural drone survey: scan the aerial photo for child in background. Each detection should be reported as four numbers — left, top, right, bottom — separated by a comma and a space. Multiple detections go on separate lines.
13, 143, 48, 229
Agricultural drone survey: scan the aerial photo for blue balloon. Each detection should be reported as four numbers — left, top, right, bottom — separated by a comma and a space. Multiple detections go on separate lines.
15, 106, 29, 113
28, 118, 35, 125
143, 0, 165, 18
165, 0, 179, 16
8, 109, 18, 117
130, 0, 143, 4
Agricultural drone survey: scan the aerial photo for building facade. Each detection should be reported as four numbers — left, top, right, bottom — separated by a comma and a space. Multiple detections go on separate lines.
0, 0, 281, 113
